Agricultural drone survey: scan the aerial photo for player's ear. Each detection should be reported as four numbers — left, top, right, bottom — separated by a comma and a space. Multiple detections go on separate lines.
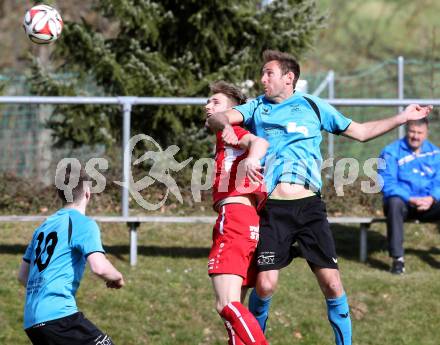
286, 71, 295, 85
84, 183, 91, 201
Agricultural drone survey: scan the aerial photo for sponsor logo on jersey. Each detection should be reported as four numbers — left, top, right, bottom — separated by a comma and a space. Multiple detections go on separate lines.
264, 126, 285, 137
290, 105, 301, 112
286, 122, 309, 136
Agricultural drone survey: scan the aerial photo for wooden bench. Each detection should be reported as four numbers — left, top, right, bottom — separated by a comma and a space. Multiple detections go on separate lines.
0, 215, 386, 265
328, 217, 386, 263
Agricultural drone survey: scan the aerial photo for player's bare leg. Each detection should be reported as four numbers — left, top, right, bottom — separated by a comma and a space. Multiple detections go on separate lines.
248, 270, 278, 333
241, 286, 249, 303
312, 266, 352, 345
212, 274, 269, 345
212, 274, 244, 312
312, 267, 344, 298
254, 270, 279, 298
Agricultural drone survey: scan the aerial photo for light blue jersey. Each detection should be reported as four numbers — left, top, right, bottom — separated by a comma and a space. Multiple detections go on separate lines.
234, 91, 352, 193
22, 208, 104, 329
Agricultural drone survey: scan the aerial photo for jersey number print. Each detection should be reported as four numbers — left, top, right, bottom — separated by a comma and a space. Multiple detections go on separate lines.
35, 231, 58, 272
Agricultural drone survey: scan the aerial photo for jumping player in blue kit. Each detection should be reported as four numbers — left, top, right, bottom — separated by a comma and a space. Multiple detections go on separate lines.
18, 167, 124, 345
207, 50, 432, 345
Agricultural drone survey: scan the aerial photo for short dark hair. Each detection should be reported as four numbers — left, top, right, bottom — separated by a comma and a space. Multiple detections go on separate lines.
57, 165, 91, 205
209, 81, 247, 106
407, 118, 429, 128
262, 49, 300, 86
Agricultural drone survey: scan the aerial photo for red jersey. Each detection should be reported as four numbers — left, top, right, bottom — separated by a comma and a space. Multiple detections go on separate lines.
212, 126, 267, 210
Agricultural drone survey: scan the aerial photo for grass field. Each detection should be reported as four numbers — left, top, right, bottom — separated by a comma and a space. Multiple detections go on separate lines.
1, 220, 440, 345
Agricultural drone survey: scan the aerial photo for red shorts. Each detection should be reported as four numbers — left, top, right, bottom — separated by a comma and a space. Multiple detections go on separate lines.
208, 203, 260, 287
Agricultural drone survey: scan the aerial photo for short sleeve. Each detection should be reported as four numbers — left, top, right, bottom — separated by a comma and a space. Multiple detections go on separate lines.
71, 220, 105, 257
23, 240, 34, 263
233, 98, 261, 128
313, 97, 352, 134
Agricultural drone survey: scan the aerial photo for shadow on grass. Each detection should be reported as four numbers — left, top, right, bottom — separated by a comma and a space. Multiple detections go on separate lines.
331, 224, 440, 271
0, 243, 209, 261
332, 224, 389, 271
2, 226, 438, 270
331, 224, 386, 254
406, 247, 440, 269
0, 244, 27, 255
106, 245, 210, 261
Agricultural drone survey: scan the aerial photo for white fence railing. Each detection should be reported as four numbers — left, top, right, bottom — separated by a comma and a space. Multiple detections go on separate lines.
1, 96, 439, 218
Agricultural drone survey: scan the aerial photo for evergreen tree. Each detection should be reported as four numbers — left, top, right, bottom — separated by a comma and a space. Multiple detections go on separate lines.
30, 0, 324, 156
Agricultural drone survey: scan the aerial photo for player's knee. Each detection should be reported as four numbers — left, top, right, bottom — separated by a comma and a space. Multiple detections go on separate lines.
322, 279, 344, 298
215, 298, 235, 314
215, 300, 227, 314
256, 276, 277, 298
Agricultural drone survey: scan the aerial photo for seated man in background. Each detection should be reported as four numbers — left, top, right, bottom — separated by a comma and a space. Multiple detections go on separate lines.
379, 118, 440, 274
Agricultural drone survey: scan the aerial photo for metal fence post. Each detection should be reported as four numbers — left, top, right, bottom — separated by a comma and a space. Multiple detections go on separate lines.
119, 97, 136, 218
129, 222, 139, 266
119, 97, 137, 266
328, 71, 335, 160
359, 223, 369, 262
312, 71, 332, 97
398, 56, 405, 138
326, 71, 336, 180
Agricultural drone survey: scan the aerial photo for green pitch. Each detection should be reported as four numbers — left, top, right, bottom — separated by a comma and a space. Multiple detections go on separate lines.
1, 221, 439, 344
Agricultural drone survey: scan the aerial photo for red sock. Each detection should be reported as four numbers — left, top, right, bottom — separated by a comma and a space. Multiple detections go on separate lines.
220, 302, 269, 345
224, 320, 245, 345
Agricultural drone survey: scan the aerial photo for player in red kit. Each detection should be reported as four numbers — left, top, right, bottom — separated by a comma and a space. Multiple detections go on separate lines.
206, 81, 269, 345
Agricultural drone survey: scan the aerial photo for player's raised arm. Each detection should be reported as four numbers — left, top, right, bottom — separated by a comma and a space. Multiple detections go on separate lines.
208, 109, 244, 146
87, 252, 125, 289
17, 260, 30, 287
343, 104, 433, 142
206, 109, 243, 131
238, 134, 269, 183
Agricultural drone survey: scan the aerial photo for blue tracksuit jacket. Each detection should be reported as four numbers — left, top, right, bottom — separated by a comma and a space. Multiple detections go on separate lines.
378, 138, 440, 202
